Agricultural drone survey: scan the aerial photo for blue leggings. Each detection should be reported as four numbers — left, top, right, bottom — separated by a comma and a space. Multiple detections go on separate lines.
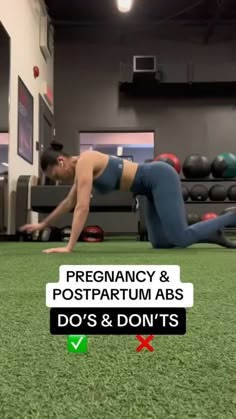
132, 162, 236, 249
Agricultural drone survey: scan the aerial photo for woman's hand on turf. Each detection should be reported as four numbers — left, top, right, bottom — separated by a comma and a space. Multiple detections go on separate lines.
42, 246, 72, 254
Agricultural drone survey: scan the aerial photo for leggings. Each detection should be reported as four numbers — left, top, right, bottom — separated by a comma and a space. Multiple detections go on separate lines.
133, 162, 236, 249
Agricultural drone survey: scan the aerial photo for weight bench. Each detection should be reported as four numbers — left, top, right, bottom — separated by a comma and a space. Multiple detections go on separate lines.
30, 186, 136, 213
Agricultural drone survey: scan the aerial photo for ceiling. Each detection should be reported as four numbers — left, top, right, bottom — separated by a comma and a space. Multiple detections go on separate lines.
43, 0, 236, 42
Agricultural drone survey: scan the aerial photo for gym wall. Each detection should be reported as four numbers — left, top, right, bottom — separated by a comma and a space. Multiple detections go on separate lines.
54, 28, 236, 232
54, 28, 236, 154
0, 0, 54, 233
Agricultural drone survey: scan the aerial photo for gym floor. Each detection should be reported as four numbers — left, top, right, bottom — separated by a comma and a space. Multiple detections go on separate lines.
1, 238, 235, 419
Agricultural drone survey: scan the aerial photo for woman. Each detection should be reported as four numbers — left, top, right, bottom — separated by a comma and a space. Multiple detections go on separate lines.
20, 141, 236, 253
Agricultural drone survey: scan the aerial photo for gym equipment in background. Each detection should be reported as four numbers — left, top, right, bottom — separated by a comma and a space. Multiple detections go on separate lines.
30, 185, 136, 238
19, 226, 61, 242
153, 153, 181, 173
40, 227, 61, 242
211, 152, 236, 178
201, 213, 218, 221
30, 186, 135, 213
187, 213, 201, 225
15, 178, 139, 240
190, 185, 208, 201
182, 154, 211, 179
15, 175, 39, 235
208, 184, 227, 201
81, 225, 104, 242
138, 155, 236, 241
61, 226, 72, 242
14, 174, 236, 244
228, 185, 236, 201
182, 185, 190, 201
61, 225, 104, 243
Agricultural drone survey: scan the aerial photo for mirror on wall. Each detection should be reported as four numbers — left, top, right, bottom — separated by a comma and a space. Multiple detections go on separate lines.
0, 22, 10, 175
79, 131, 155, 163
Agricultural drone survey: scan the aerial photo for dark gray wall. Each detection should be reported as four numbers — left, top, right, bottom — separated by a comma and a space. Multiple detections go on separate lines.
54, 29, 236, 158
0, 23, 10, 132
54, 29, 236, 232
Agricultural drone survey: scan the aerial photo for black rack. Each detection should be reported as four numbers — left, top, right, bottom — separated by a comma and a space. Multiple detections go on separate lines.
185, 201, 236, 204
181, 178, 236, 182
182, 178, 236, 204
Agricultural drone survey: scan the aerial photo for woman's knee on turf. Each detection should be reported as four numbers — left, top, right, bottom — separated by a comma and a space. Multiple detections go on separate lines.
164, 231, 189, 248
150, 238, 175, 249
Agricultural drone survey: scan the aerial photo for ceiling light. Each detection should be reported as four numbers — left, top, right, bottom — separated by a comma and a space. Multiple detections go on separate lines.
2, 163, 8, 167
117, 0, 134, 13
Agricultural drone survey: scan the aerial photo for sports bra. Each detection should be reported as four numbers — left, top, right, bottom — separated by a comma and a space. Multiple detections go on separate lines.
92, 155, 124, 194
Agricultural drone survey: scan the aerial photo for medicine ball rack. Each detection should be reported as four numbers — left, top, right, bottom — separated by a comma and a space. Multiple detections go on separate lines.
180, 177, 236, 233
181, 178, 236, 204
181, 178, 236, 182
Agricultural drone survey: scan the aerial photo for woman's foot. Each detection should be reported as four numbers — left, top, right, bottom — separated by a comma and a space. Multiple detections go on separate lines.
209, 230, 236, 248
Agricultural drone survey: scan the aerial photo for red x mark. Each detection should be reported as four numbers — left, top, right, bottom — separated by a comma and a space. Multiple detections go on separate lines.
136, 335, 155, 352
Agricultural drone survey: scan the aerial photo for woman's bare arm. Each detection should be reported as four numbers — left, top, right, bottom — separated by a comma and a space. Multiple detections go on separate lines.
41, 183, 77, 227
66, 156, 93, 251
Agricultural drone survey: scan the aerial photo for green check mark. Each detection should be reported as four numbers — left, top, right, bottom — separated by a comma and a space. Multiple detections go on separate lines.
68, 335, 88, 353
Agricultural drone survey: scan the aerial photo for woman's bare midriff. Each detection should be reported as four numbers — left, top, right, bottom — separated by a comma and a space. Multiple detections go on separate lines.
120, 159, 139, 191
88, 151, 139, 191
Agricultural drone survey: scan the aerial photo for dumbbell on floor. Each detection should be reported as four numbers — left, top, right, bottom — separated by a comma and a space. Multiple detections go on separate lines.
39, 227, 61, 242
61, 226, 71, 242
60, 225, 104, 243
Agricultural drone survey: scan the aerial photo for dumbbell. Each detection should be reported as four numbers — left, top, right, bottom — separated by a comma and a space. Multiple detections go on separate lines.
39, 227, 61, 242
61, 226, 71, 242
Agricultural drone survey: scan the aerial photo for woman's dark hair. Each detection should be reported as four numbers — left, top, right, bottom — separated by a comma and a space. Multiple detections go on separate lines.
40, 140, 69, 171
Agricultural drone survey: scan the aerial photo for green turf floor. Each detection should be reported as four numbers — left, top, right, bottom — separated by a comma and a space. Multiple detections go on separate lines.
0, 239, 236, 419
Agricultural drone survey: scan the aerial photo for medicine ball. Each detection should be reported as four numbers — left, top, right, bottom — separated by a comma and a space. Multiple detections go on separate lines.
81, 225, 104, 242
187, 213, 201, 225
201, 213, 218, 221
211, 152, 236, 178
208, 185, 227, 201
153, 153, 181, 173
182, 154, 211, 179
182, 185, 190, 201
190, 185, 208, 201
228, 185, 236, 201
